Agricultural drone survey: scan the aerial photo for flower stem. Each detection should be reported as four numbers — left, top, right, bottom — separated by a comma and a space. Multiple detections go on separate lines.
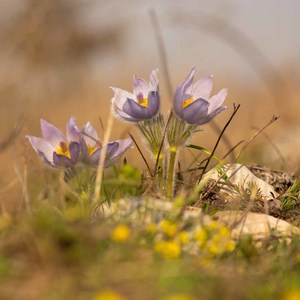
155, 153, 164, 191
166, 147, 177, 199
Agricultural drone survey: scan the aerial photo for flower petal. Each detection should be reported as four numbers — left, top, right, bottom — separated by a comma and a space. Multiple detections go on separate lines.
208, 88, 228, 114
146, 91, 160, 117
40, 119, 66, 148
112, 106, 140, 122
123, 98, 156, 120
189, 76, 213, 100
111, 87, 137, 108
133, 76, 149, 97
88, 142, 119, 167
69, 141, 81, 163
110, 138, 132, 160
195, 105, 228, 125
149, 69, 159, 91
53, 153, 73, 168
82, 122, 99, 147
174, 67, 195, 116
66, 116, 80, 142
182, 98, 209, 124
27, 135, 55, 165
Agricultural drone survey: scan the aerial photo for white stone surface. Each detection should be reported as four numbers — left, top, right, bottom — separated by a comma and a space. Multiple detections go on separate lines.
215, 210, 300, 239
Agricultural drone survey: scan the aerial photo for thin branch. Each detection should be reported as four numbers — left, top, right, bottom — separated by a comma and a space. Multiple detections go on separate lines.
222, 140, 245, 160
197, 104, 240, 184
250, 126, 286, 166
233, 116, 279, 164
128, 133, 153, 177
200, 115, 279, 200
93, 112, 114, 204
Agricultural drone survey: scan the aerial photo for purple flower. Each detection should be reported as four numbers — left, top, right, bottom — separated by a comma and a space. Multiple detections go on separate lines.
27, 117, 81, 168
80, 122, 132, 167
111, 69, 160, 122
174, 67, 227, 125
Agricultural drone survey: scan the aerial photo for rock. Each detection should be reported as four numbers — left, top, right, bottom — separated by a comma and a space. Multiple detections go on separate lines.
202, 163, 278, 200
214, 210, 300, 240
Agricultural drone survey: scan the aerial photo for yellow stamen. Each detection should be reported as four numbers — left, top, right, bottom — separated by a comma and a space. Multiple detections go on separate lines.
138, 97, 148, 107
182, 97, 195, 108
56, 141, 71, 158
87, 144, 97, 156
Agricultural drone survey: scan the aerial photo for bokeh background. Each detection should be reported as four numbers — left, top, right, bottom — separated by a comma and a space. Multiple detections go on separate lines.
1, 0, 300, 210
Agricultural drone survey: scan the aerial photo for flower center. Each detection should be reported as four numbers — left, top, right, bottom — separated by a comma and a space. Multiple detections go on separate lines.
56, 141, 70, 158
136, 93, 148, 107
182, 97, 195, 108
138, 97, 148, 107
87, 144, 98, 156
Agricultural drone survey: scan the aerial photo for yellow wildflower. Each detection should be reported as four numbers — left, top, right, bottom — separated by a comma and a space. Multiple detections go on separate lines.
178, 231, 189, 245
206, 240, 219, 255
207, 221, 221, 231
194, 227, 208, 246
225, 240, 236, 252
154, 240, 181, 259
94, 290, 124, 300
160, 219, 177, 237
218, 226, 230, 236
111, 224, 131, 242
282, 289, 300, 300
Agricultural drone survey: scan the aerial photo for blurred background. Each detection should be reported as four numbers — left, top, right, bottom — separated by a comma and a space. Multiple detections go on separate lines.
1, 0, 300, 210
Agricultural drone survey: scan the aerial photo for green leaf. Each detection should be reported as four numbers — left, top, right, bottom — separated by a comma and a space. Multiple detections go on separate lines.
186, 144, 223, 163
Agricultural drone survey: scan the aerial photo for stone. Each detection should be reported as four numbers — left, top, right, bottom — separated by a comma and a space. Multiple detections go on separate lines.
214, 210, 300, 239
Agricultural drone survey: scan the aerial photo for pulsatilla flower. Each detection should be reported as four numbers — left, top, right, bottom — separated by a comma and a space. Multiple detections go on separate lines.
111, 69, 160, 122
80, 122, 132, 167
27, 117, 80, 168
174, 67, 227, 125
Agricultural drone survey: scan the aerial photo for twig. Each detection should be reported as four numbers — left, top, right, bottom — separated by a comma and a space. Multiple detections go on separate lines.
200, 115, 279, 201
209, 120, 235, 160
250, 126, 287, 166
197, 104, 240, 184
222, 140, 245, 160
128, 133, 153, 177
233, 116, 279, 164
93, 112, 114, 204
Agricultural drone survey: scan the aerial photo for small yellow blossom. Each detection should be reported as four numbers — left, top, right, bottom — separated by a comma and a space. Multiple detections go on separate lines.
94, 290, 124, 300
154, 240, 181, 259
282, 289, 300, 300
206, 241, 220, 255
225, 240, 236, 252
160, 219, 177, 237
178, 231, 189, 245
111, 224, 131, 242
218, 226, 230, 236
194, 227, 208, 246
206, 232, 236, 255
207, 221, 221, 231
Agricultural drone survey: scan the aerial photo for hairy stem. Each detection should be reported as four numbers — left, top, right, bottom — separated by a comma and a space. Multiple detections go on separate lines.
166, 147, 177, 199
